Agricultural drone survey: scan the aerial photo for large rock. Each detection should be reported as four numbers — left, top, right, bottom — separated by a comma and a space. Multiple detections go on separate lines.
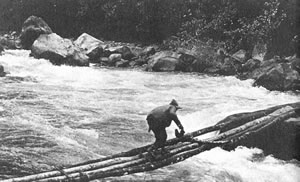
187, 51, 222, 73
140, 46, 156, 57
189, 58, 209, 72
148, 51, 180, 62
132, 57, 148, 66
108, 53, 122, 66
74, 33, 104, 62
0, 45, 3, 54
246, 57, 284, 80
177, 48, 197, 72
291, 57, 300, 73
241, 59, 261, 73
232, 49, 248, 64
20, 16, 53, 49
98, 57, 110, 66
218, 103, 300, 160
149, 57, 181, 72
0, 64, 6, 77
252, 42, 267, 61
116, 59, 129, 68
0, 32, 20, 49
31, 33, 89, 66
105, 46, 135, 60
217, 57, 242, 76
253, 63, 300, 91
146, 51, 183, 72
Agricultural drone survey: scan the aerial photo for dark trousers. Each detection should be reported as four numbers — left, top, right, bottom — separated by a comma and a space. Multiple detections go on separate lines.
152, 127, 167, 149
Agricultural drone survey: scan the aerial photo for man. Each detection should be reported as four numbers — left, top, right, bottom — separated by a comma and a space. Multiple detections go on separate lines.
146, 99, 185, 155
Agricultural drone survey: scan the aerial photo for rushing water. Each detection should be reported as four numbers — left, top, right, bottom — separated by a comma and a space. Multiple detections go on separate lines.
0, 50, 299, 182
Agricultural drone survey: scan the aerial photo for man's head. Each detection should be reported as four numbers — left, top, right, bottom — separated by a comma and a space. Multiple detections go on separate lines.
170, 99, 182, 110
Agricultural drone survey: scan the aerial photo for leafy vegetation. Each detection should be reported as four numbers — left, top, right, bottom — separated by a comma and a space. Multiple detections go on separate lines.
0, 0, 299, 56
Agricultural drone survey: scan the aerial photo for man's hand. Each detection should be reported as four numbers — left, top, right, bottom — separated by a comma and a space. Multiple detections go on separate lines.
175, 128, 185, 138
181, 128, 185, 135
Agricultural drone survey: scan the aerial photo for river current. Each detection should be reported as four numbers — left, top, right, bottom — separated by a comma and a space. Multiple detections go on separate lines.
0, 50, 299, 181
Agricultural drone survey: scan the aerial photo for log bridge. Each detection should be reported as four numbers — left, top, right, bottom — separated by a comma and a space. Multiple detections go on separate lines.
2, 102, 300, 182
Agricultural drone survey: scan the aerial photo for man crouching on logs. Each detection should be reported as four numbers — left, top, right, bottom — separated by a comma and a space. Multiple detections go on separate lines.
146, 99, 185, 157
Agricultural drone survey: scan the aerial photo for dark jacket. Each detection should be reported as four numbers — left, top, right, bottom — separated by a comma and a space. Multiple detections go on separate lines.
147, 104, 183, 132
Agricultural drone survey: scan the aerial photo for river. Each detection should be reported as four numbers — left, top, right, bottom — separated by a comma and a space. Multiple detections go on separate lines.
0, 50, 299, 182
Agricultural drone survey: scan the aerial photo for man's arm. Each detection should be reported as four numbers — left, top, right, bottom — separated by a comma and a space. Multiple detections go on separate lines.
169, 106, 184, 130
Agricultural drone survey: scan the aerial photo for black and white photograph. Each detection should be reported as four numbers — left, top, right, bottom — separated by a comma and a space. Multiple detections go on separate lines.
0, 0, 299, 181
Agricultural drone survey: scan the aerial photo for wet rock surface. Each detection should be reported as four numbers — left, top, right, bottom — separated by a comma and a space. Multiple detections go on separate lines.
20, 16, 53, 49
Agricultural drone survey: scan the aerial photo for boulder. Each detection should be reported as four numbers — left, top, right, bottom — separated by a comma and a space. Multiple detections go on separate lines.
217, 103, 300, 160
74, 33, 104, 62
0, 45, 3, 54
253, 63, 300, 91
20, 16, 53, 49
129, 61, 138, 67
98, 57, 110, 66
177, 48, 196, 71
252, 42, 267, 61
105, 46, 135, 60
133, 57, 147, 66
140, 46, 156, 57
205, 67, 222, 74
129, 46, 143, 58
147, 51, 182, 72
246, 57, 286, 80
148, 51, 180, 62
241, 59, 261, 73
108, 53, 122, 66
148, 56, 181, 72
189, 58, 209, 72
232, 49, 248, 64
188, 51, 222, 73
217, 57, 242, 76
0, 64, 6, 77
116, 59, 129, 68
86, 47, 103, 63
31, 33, 89, 66
291, 57, 300, 73
0, 33, 20, 49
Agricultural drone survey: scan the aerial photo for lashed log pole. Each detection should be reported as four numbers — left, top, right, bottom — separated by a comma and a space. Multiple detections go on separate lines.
28, 107, 298, 182
68, 102, 300, 168
1, 102, 299, 182
205, 106, 296, 142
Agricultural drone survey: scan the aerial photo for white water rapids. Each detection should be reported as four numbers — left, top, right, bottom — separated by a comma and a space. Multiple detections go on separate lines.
0, 50, 299, 181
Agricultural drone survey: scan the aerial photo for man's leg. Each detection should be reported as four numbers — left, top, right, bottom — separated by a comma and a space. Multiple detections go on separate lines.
153, 128, 167, 154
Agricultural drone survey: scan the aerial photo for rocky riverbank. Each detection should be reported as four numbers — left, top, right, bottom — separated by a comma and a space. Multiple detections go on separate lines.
0, 16, 299, 92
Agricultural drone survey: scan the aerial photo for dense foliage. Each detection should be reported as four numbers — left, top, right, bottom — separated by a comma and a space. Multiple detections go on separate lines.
0, 0, 299, 56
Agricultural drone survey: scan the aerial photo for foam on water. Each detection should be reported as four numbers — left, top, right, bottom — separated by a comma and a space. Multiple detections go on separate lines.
0, 50, 299, 181
189, 147, 300, 182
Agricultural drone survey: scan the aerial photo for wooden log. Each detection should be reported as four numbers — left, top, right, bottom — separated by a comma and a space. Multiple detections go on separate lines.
68, 102, 300, 169
228, 109, 297, 143
4, 102, 299, 182
71, 101, 290, 169
1, 156, 141, 182
68, 123, 223, 168
36, 137, 229, 181
38, 142, 215, 182
1, 141, 197, 182
1, 154, 149, 182
89, 106, 295, 181
37, 158, 147, 182
204, 106, 295, 142
35, 142, 200, 181
79, 144, 221, 181
217, 102, 300, 133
